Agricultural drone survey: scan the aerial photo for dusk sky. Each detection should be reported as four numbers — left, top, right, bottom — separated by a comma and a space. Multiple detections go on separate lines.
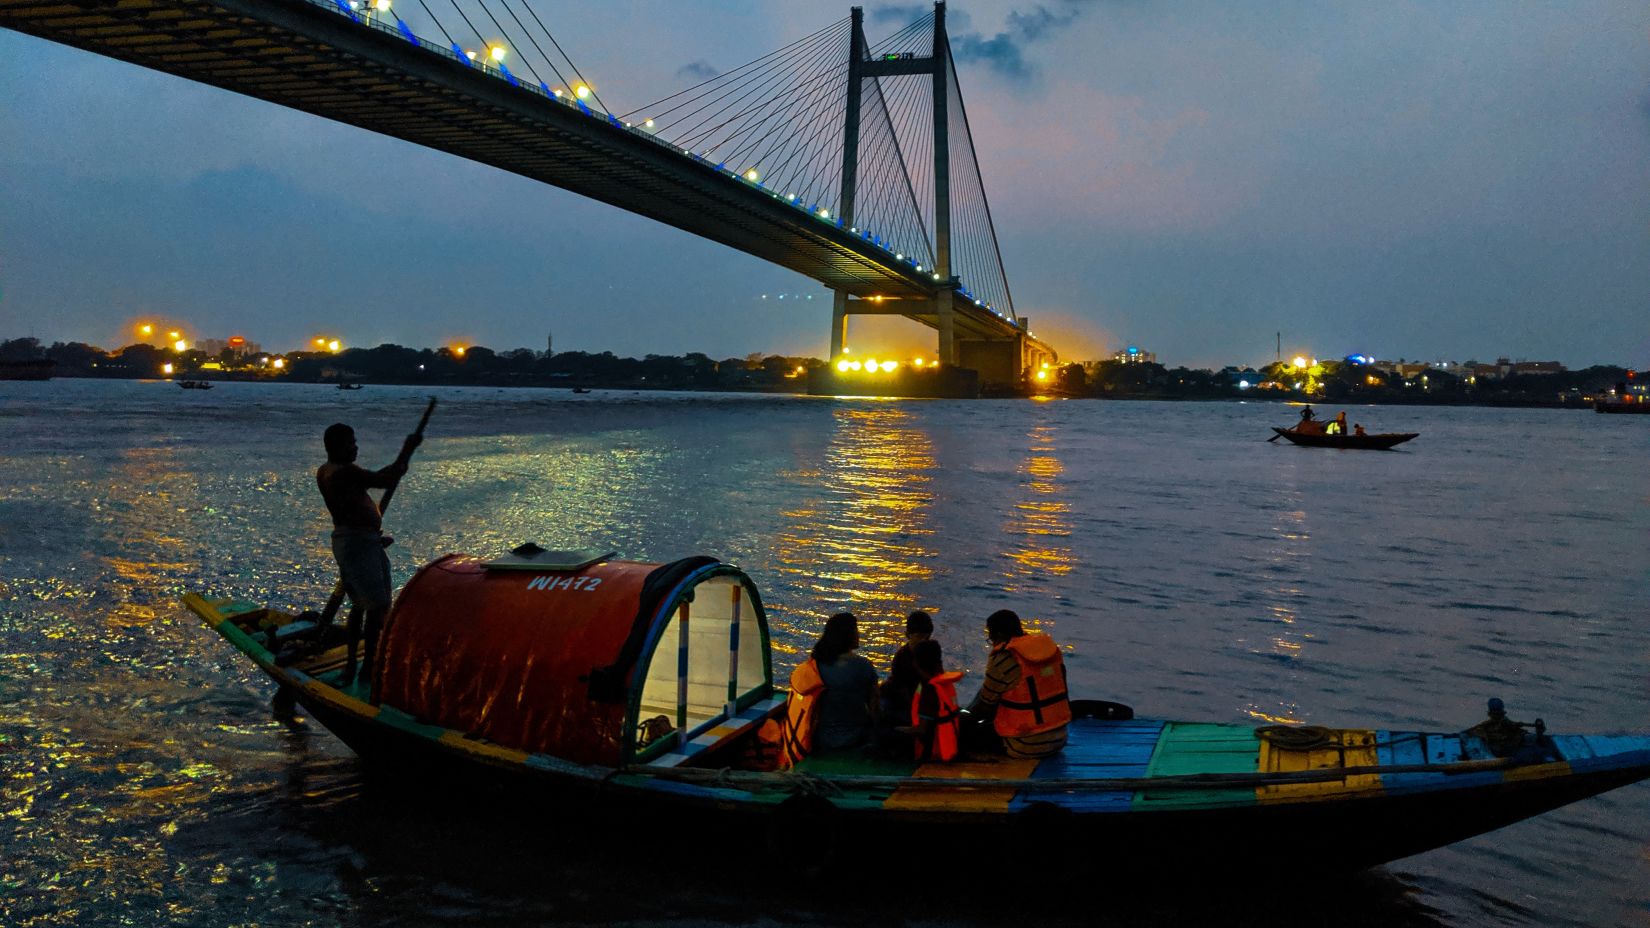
2, 1, 1646, 369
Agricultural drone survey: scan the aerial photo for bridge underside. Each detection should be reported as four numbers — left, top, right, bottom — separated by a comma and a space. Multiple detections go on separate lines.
1, 0, 946, 298
2, 0, 1055, 377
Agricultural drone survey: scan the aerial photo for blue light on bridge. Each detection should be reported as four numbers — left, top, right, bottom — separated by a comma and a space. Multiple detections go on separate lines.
451, 43, 468, 63
500, 62, 518, 87
396, 18, 416, 44
540, 81, 553, 96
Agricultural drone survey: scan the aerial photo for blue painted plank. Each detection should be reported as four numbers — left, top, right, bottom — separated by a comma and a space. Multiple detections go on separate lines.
1010, 719, 1163, 812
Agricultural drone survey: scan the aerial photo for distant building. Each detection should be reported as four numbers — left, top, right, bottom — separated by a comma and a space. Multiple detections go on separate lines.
1113, 345, 1155, 364
199, 337, 260, 356
1469, 358, 1566, 380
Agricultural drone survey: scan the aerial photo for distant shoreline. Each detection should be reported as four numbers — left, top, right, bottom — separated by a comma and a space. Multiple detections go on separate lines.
18, 371, 1607, 411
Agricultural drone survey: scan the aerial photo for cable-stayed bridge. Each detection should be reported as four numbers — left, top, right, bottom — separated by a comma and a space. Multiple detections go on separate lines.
0, 0, 1058, 393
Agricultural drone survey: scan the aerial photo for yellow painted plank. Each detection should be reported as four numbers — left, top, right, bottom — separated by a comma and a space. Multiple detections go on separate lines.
1503, 761, 1571, 783
297, 678, 381, 720
439, 731, 530, 765
1257, 728, 1382, 802
883, 758, 1039, 812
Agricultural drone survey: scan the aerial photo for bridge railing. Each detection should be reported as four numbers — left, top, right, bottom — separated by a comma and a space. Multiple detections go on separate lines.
299, 0, 1017, 325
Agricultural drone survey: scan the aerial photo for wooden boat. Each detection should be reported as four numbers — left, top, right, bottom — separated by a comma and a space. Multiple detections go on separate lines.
1272, 426, 1417, 449
337, 382, 364, 391
178, 379, 213, 390
184, 551, 1650, 873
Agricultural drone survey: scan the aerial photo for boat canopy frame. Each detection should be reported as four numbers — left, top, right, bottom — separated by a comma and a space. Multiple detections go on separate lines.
626, 563, 774, 764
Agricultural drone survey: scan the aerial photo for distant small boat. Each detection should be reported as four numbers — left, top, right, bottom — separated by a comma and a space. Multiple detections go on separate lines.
1595, 399, 1649, 414
572, 387, 591, 394
0, 359, 55, 381
1272, 427, 1416, 450
178, 380, 214, 390
337, 383, 363, 391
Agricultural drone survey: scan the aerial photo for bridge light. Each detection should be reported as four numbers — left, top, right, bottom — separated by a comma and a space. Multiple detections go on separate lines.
911, 358, 924, 368
895, 253, 903, 260
374, 0, 390, 10
864, 357, 878, 371
849, 360, 863, 371
915, 264, 923, 271
744, 169, 760, 182
575, 84, 591, 99
837, 360, 852, 373
817, 208, 830, 218
786, 193, 796, 201
880, 360, 898, 372
490, 45, 507, 62
465, 49, 478, 60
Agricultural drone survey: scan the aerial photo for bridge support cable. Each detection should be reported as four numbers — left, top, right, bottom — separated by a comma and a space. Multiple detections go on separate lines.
942, 41, 1014, 321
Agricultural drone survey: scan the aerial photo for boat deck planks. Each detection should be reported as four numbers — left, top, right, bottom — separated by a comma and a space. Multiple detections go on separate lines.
1258, 729, 1381, 802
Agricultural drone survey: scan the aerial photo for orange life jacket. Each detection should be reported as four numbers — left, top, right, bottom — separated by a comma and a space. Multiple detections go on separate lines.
777, 659, 825, 769
992, 633, 1070, 738
910, 670, 963, 762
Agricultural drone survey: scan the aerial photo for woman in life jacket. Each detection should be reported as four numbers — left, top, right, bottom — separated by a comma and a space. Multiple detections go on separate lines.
776, 612, 879, 767
903, 639, 963, 762
963, 609, 1071, 759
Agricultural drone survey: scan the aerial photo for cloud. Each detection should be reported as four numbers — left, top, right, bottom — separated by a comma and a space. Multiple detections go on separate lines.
675, 60, 719, 81
951, 3, 1088, 78
870, 5, 929, 26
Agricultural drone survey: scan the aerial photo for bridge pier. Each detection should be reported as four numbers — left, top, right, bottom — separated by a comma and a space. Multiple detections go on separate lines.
830, 290, 850, 359
935, 294, 956, 367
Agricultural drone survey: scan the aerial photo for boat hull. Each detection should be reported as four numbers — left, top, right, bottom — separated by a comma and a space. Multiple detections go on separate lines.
187, 594, 1649, 873
291, 679, 1647, 872
1273, 427, 1418, 449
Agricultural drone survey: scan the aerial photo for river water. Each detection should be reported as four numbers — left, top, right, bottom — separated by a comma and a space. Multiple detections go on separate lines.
2, 379, 1646, 927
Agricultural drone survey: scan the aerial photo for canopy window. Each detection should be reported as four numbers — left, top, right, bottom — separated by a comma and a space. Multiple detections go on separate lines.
635, 574, 770, 759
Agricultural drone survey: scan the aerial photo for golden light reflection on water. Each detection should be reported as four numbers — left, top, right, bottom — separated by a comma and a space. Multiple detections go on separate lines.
770, 405, 936, 662
1253, 504, 1314, 722
1001, 423, 1074, 588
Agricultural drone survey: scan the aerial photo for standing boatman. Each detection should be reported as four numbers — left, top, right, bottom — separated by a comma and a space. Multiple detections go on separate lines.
317, 421, 421, 685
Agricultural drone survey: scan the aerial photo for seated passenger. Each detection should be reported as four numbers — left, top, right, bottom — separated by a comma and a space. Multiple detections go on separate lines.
1354, 423, 1367, 436
880, 610, 933, 722
903, 639, 963, 762
963, 610, 1070, 759
809, 612, 880, 755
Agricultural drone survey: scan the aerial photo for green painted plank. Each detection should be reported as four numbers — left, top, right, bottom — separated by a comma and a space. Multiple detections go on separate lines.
1133, 722, 1260, 810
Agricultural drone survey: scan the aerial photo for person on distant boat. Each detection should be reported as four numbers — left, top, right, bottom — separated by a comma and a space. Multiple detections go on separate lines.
902, 639, 963, 762
808, 612, 880, 755
1295, 406, 1325, 435
1354, 423, 1367, 437
962, 610, 1070, 759
316, 422, 419, 686
1332, 411, 1348, 435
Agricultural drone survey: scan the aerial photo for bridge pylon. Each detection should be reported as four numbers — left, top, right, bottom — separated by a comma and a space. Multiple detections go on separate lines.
821, 2, 1052, 397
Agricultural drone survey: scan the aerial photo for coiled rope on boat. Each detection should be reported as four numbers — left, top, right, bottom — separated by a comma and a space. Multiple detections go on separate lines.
1255, 725, 1337, 750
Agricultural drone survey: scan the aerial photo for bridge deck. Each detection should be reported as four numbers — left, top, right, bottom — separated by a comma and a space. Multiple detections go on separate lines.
1, 0, 1038, 345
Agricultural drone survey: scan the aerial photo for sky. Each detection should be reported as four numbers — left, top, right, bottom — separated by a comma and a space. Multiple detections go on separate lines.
1, 1, 1647, 369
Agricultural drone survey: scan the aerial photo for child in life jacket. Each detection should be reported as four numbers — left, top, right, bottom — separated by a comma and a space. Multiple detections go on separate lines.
903, 639, 964, 762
